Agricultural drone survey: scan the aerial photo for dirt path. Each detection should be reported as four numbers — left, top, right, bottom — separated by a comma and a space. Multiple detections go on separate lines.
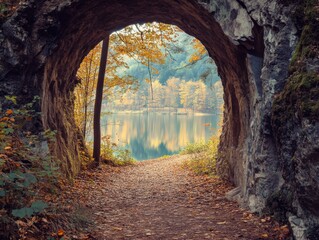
67, 155, 286, 240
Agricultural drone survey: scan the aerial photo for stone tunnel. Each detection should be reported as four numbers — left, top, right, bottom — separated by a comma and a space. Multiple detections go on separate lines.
1, 0, 319, 238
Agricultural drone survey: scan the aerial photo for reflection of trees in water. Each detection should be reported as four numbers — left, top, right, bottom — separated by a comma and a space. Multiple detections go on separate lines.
100, 113, 220, 160
129, 139, 174, 160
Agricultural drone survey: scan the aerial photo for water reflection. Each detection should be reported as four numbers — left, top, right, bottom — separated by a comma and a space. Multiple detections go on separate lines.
100, 113, 220, 160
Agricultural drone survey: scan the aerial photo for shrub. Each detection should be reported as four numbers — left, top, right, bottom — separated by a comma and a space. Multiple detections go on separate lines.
181, 136, 219, 176
100, 135, 135, 166
0, 0, 19, 21
0, 96, 60, 238
180, 141, 209, 155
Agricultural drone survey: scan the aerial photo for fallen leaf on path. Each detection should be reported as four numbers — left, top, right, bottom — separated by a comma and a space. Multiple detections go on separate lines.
57, 229, 65, 237
112, 227, 123, 231
6, 109, 13, 115
217, 221, 227, 225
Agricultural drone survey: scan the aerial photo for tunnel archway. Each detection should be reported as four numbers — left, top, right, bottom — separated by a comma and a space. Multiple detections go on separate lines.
5, 0, 317, 236
41, 0, 254, 186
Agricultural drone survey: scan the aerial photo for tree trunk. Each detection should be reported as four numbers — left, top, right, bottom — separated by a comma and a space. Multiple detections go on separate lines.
147, 59, 154, 101
93, 36, 109, 166
83, 104, 88, 139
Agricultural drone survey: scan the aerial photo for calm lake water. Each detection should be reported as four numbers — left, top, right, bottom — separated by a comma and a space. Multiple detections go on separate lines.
100, 112, 221, 161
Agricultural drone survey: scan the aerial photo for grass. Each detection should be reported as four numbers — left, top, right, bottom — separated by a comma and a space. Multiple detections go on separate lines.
181, 136, 219, 176
180, 141, 210, 155
84, 137, 136, 167
99, 136, 136, 166
109, 148, 136, 166
159, 155, 172, 160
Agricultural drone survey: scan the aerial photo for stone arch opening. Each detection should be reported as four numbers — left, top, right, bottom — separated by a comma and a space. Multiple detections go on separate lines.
40, 0, 258, 187
75, 22, 224, 161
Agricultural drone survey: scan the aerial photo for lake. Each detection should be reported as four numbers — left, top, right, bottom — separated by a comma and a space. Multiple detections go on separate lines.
100, 112, 221, 161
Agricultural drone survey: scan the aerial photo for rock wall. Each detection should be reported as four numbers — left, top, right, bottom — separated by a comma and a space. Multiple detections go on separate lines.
0, 0, 318, 238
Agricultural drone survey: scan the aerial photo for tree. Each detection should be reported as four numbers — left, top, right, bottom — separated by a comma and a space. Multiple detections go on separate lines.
93, 36, 109, 165
165, 77, 181, 112
75, 44, 101, 139
179, 80, 189, 111
193, 81, 207, 112
111, 23, 179, 108
74, 34, 137, 141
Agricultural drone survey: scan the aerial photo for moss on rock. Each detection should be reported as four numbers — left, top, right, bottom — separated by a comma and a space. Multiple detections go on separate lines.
272, 0, 319, 128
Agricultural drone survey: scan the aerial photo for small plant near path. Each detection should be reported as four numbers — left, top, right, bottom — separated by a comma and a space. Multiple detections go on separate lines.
0, 97, 62, 239
181, 136, 219, 176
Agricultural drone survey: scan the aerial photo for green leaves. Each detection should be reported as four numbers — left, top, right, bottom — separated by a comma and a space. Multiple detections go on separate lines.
2, 127, 14, 135
31, 200, 48, 213
0, 96, 59, 233
0, 189, 5, 197
12, 207, 33, 218
23, 173, 38, 187
12, 200, 48, 218
5, 95, 17, 105
6, 171, 37, 184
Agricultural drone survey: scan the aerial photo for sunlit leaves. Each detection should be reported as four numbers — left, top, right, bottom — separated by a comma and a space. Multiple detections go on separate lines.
189, 55, 201, 63
75, 22, 180, 139
5, 95, 17, 105
188, 38, 207, 64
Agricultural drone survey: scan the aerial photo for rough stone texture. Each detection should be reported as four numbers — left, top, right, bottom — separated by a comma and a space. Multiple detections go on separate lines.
0, 0, 319, 238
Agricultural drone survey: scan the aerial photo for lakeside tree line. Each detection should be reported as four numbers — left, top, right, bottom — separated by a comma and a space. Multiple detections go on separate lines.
106, 78, 223, 113
73, 22, 224, 160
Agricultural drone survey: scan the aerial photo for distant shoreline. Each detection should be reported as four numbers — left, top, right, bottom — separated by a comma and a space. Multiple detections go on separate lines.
103, 110, 221, 116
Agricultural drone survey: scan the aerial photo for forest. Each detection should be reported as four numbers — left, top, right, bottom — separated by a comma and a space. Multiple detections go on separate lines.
106, 78, 223, 113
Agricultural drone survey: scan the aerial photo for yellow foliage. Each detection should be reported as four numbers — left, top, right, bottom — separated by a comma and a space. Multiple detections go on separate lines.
74, 22, 179, 141
188, 38, 208, 64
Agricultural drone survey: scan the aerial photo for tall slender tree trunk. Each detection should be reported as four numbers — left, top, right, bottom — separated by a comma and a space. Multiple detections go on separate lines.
93, 36, 109, 166
83, 104, 88, 139
83, 56, 94, 140
147, 59, 154, 112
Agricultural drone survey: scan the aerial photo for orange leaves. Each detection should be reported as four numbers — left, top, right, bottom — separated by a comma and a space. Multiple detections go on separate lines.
6, 109, 14, 115
50, 229, 65, 239
260, 216, 271, 223
4, 146, 12, 151
274, 225, 290, 239
0, 116, 10, 122
1, 110, 15, 123
189, 55, 201, 63
192, 38, 207, 55
188, 38, 207, 64
57, 229, 65, 237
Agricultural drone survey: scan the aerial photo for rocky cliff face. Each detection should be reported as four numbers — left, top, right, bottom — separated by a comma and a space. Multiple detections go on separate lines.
0, 0, 318, 238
